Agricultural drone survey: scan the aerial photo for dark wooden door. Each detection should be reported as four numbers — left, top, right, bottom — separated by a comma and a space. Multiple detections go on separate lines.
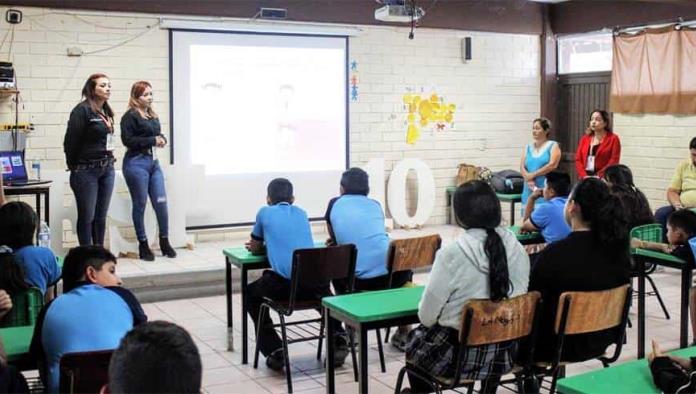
556, 72, 611, 180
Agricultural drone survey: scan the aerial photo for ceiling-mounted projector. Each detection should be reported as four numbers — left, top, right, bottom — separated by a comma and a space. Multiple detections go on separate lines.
375, 1, 424, 23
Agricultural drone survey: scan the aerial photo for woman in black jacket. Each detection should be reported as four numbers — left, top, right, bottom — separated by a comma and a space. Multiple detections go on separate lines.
120, 81, 176, 260
63, 73, 116, 246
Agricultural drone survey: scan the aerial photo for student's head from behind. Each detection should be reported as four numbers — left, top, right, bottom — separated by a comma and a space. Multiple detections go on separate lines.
62, 246, 121, 292
603, 164, 635, 188
340, 167, 369, 196
105, 321, 202, 394
266, 178, 294, 205
666, 209, 696, 246
453, 180, 510, 302
0, 201, 37, 250
0, 246, 29, 295
565, 177, 629, 248
543, 171, 571, 200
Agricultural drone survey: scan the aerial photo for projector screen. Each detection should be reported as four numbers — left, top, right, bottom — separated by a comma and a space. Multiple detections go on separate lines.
171, 30, 348, 228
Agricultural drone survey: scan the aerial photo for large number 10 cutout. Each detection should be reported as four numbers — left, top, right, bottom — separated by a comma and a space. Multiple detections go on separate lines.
364, 158, 436, 228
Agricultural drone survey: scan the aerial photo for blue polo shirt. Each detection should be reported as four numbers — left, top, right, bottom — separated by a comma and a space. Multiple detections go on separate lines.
530, 197, 572, 244
14, 246, 62, 295
251, 202, 314, 279
32, 284, 146, 393
325, 195, 389, 279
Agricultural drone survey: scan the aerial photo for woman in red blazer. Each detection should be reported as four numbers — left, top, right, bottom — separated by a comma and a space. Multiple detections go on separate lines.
575, 110, 621, 178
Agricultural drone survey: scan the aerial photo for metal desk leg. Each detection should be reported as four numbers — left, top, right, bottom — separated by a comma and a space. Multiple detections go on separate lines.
510, 201, 516, 226
638, 258, 646, 358
45, 189, 50, 227
359, 326, 369, 394
226, 258, 233, 351
326, 311, 336, 394
241, 267, 249, 364
681, 266, 692, 348
36, 192, 41, 223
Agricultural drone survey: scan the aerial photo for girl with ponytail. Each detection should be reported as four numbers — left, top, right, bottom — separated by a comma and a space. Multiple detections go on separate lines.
528, 177, 630, 364
403, 181, 530, 393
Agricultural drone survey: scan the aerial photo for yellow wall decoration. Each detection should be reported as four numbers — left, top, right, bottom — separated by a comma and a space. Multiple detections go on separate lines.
403, 93, 456, 144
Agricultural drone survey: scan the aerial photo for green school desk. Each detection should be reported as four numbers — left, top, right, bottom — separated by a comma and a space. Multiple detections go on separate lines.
222, 246, 270, 364
446, 186, 521, 226
323, 286, 424, 394
0, 325, 33, 367
557, 346, 696, 394
633, 248, 691, 358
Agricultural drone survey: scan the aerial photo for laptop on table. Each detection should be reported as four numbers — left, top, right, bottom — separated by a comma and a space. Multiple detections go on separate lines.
0, 150, 51, 186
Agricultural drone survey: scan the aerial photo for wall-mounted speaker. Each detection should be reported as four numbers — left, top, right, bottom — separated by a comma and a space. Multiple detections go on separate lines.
462, 37, 472, 62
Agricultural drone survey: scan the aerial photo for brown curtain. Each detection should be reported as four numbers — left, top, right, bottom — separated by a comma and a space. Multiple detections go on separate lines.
610, 25, 696, 114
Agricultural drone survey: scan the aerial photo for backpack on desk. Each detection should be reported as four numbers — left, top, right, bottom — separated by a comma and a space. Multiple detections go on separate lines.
651, 357, 696, 393
488, 170, 524, 194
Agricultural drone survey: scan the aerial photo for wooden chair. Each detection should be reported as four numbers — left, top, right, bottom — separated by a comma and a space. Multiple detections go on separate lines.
383, 234, 442, 339
631, 224, 670, 320
59, 349, 113, 394
0, 287, 43, 328
394, 291, 542, 394
253, 244, 357, 394
535, 284, 632, 393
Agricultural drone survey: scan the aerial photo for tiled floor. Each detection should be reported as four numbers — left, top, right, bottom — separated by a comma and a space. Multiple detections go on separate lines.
137, 256, 690, 393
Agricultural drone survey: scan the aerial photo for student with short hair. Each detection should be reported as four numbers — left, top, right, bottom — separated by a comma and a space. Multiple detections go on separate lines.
520, 170, 572, 245
245, 178, 348, 371
327, 167, 414, 349
0, 202, 61, 295
403, 181, 530, 393
30, 246, 146, 393
104, 321, 201, 394
631, 209, 696, 339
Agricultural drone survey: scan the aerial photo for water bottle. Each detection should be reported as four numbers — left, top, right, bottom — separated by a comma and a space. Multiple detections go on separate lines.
31, 159, 41, 180
38, 221, 50, 248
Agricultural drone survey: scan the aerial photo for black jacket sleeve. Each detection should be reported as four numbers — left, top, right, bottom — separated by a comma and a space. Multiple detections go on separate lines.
650, 356, 696, 393
107, 286, 148, 325
63, 105, 87, 168
120, 111, 157, 150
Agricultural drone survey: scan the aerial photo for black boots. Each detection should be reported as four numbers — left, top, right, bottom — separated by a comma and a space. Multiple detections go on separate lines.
160, 236, 177, 258
139, 240, 155, 261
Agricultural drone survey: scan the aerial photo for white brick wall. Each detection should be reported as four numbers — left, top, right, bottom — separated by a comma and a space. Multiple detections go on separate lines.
615, 114, 696, 211
0, 6, 540, 230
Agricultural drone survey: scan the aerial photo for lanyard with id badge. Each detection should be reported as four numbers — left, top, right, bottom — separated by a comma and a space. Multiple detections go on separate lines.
97, 112, 115, 152
586, 143, 600, 173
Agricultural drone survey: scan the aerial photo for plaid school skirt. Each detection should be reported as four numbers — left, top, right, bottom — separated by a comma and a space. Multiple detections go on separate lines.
405, 324, 516, 382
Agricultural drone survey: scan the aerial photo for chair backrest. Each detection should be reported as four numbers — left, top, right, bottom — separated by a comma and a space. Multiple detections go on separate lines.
459, 291, 541, 346
630, 223, 662, 245
59, 349, 113, 394
289, 244, 357, 302
387, 234, 442, 274
0, 287, 43, 327
554, 284, 632, 336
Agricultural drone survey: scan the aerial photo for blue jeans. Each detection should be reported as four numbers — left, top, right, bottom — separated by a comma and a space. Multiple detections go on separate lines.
70, 164, 115, 246
122, 154, 169, 241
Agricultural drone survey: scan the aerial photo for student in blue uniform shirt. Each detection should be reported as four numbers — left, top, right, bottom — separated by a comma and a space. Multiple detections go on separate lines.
325, 167, 414, 349
0, 201, 61, 295
30, 246, 146, 393
245, 178, 348, 371
520, 171, 572, 244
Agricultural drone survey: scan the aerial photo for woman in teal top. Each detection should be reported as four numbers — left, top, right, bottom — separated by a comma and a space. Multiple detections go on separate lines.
520, 118, 561, 211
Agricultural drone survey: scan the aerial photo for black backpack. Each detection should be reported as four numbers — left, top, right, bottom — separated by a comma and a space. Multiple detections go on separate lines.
488, 170, 524, 194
